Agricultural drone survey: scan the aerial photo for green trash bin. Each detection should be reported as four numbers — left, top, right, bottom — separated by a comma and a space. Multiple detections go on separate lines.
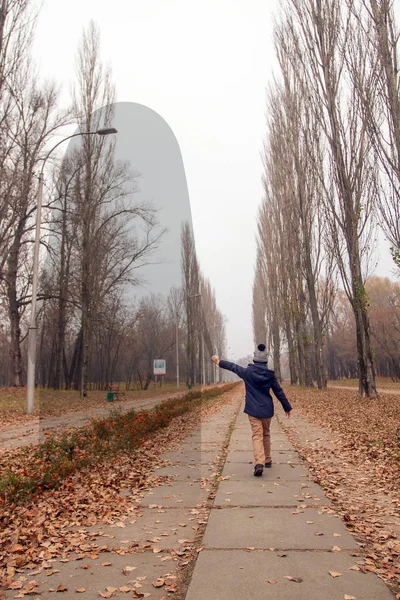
107, 392, 114, 402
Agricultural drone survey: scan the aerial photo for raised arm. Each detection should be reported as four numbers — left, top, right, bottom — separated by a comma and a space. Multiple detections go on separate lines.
212, 355, 248, 380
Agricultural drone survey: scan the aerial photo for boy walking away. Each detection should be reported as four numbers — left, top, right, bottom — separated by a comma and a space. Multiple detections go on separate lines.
212, 344, 292, 477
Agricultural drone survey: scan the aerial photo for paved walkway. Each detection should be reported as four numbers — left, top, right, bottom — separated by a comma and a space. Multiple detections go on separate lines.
2, 392, 395, 599
185, 409, 394, 600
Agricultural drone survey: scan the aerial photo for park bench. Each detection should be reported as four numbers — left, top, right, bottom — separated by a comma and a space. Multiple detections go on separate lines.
107, 384, 121, 402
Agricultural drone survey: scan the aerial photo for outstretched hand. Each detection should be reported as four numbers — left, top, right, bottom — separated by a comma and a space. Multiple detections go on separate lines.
286, 411, 291, 418
211, 355, 220, 366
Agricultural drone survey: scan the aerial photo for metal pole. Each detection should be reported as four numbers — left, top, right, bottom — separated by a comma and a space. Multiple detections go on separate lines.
25, 129, 118, 414
202, 332, 205, 387
26, 171, 44, 414
176, 313, 179, 390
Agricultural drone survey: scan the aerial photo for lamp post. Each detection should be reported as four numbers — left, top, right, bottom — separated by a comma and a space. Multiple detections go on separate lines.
175, 312, 180, 390
26, 128, 118, 414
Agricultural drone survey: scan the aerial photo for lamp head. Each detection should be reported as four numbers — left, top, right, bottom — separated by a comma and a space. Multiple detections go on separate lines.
96, 128, 118, 136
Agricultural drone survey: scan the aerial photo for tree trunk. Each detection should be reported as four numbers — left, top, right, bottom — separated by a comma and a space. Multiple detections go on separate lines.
351, 277, 377, 397
272, 321, 282, 380
6, 231, 24, 386
54, 201, 68, 389
283, 308, 298, 385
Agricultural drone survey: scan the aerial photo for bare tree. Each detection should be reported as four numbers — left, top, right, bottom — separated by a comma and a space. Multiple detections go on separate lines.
252, 254, 267, 350
71, 21, 162, 396
356, 0, 400, 269
0, 0, 68, 386
272, 19, 330, 388
283, 0, 378, 396
181, 221, 200, 386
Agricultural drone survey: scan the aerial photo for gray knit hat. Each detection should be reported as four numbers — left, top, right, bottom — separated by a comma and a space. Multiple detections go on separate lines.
253, 344, 268, 363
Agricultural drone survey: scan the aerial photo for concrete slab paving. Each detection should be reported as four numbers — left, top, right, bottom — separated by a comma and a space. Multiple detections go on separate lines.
226, 449, 303, 464
178, 442, 225, 452
221, 461, 311, 481
154, 464, 219, 480
229, 439, 296, 452
162, 450, 220, 464
233, 422, 282, 433
82, 506, 203, 550
203, 507, 359, 550
2, 551, 176, 600
141, 481, 210, 507
213, 479, 327, 507
185, 437, 226, 447
186, 549, 394, 600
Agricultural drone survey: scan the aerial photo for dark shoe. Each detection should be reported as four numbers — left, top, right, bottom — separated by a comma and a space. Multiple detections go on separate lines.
265, 461, 272, 468
254, 464, 263, 477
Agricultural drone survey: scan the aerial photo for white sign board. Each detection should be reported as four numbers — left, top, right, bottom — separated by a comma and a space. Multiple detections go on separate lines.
154, 359, 166, 375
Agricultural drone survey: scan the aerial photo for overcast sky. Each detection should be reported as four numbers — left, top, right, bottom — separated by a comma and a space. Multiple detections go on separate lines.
32, 0, 397, 361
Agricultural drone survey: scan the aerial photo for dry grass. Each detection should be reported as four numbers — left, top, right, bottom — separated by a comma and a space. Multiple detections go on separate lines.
0, 383, 202, 428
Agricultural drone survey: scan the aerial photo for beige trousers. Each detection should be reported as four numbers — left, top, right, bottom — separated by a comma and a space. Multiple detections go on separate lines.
248, 415, 272, 465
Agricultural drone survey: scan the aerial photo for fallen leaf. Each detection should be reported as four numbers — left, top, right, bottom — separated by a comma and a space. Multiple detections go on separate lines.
152, 578, 165, 588
284, 576, 303, 583
101, 562, 112, 567
122, 566, 137, 575
314, 532, 324, 536
8, 582, 23, 590
118, 586, 131, 593
344, 596, 357, 600
76, 588, 86, 593
329, 571, 342, 578
266, 579, 277, 584
56, 584, 68, 592
331, 546, 341, 552
333, 533, 342, 537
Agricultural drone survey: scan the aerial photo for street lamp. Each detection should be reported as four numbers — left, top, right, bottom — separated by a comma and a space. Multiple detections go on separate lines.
175, 311, 180, 390
26, 127, 118, 414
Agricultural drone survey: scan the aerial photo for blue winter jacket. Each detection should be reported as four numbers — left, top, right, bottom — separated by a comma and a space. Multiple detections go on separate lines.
219, 360, 292, 419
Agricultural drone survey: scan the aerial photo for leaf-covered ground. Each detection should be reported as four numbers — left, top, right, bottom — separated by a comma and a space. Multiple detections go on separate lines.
279, 386, 400, 597
0, 385, 203, 430
327, 378, 400, 390
0, 388, 239, 596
